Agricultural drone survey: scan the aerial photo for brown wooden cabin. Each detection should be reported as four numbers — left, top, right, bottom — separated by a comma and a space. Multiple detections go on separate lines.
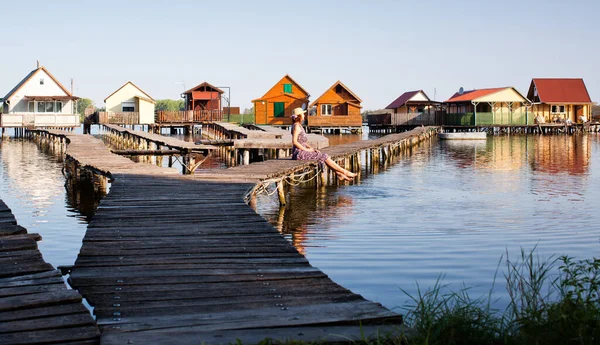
158, 82, 224, 123
527, 78, 593, 123
252, 75, 309, 125
308, 80, 363, 129
183, 82, 223, 118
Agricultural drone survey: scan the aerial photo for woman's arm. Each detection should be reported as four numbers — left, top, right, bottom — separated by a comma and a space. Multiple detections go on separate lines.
292, 124, 314, 152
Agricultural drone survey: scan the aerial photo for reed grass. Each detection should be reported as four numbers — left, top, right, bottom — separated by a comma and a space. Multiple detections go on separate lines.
400, 248, 600, 345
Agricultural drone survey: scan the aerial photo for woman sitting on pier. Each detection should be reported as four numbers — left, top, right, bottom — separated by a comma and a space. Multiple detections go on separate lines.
291, 108, 357, 181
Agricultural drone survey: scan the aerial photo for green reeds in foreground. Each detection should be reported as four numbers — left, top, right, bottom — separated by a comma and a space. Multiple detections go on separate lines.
401, 248, 600, 345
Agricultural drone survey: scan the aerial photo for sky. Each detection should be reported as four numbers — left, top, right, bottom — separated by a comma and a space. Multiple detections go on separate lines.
0, 0, 598, 111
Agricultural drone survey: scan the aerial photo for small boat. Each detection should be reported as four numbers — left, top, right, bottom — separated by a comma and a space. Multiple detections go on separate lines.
438, 132, 487, 140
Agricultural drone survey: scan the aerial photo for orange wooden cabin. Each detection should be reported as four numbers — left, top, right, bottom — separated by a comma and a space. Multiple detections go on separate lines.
308, 80, 363, 130
252, 75, 310, 125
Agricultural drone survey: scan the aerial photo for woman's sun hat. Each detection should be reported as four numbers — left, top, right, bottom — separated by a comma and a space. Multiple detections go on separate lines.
291, 107, 307, 121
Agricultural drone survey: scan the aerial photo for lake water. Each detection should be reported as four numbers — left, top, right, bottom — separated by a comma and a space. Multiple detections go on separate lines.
1, 128, 599, 313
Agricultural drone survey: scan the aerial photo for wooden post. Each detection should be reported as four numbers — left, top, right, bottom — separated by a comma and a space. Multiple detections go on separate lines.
277, 181, 286, 206
243, 149, 250, 165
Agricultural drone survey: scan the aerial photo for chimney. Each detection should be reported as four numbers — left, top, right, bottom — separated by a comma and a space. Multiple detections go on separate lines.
36, 60, 40, 68
71, 78, 74, 95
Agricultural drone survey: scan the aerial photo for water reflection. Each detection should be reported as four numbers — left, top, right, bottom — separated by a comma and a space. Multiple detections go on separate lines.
255, 134, 600, 311
0, 139, 94, 267
260, 186, 353, 255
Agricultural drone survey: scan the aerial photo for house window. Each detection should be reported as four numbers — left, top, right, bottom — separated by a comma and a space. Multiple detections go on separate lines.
283, 84, 293, 93
28, 102, 35, 113
55, 101, 62, 113
37, 101, 46, 113
273, 102, 285, 118
40, 78, 44, 85
321, 104, 332, 116
45, 101, 54, 112
551, 105, 566, 114
122, 102, 135, 112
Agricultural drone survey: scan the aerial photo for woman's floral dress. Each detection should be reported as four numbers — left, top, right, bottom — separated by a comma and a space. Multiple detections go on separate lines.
291, 125, 329, 163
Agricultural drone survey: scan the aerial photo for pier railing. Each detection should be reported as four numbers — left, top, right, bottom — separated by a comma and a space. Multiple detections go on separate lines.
156, 110, 223, 123
98, 111, 140, 125
0, 113, 80, 127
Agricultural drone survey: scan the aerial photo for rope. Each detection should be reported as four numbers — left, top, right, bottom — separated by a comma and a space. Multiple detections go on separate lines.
243, 164, 323, 203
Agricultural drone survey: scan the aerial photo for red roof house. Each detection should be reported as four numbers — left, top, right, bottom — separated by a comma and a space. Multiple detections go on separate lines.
527, 78, 593, 123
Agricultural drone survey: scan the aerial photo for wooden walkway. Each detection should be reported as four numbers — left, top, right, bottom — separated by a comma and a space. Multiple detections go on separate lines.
29, 129, 179, 177
102, 124, 215, 154
68, 175, 402, 344
17, 126, 439, 343
0, 200, 100, 345
196, 126, 437, 182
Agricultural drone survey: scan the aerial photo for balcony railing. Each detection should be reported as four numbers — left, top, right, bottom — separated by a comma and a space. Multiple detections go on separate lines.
1, 113, 80, 127
156, 110, 223, 123
98, 112, 140, 125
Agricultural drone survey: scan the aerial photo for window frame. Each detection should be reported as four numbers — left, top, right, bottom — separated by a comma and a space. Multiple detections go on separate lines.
37, 101, 46, 113
321, 104, 332, 116
551, 105, 566, 114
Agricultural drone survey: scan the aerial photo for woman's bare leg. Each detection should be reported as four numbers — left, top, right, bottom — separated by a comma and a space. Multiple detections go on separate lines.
325, 158, 357, 178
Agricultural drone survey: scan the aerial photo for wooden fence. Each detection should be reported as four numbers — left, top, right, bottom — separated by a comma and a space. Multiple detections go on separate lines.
156, 110, 223, 123
98, 112, 140, 125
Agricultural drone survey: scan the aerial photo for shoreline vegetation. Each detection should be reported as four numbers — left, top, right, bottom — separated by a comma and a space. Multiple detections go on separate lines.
251, 248, 599, 345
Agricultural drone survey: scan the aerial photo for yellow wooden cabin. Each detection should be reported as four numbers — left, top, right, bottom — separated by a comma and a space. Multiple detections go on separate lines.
252, 75, 309, 125
308, 80, 363, 130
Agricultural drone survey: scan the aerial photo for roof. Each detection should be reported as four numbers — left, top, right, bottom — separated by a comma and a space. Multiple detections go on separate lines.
528, 78, 592, 104
309, 80, 362, 107
385, 90, 436, 109
135, 95, 155, 104
252, 74, 310, 102
183, 82, 224, 94
3, 66, 73, 101
445, 88, 507, 103
104, 81, 155, 103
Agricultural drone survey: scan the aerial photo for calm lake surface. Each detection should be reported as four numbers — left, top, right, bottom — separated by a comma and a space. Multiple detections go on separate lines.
1, 128, 599, 312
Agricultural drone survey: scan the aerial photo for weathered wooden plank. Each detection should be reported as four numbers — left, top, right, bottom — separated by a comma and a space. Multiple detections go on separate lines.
94, 292, 363, 318
0, 313, 95, 334
0, 303, 90, 322
0, 290, 82, 312
0, 282, 65, 298
73, 256, 308, 267
0, 225, 27, 237
99, 300, 401, 331
0, 325, 100, 345
0, 237, 37, 252
101, 324, 407, 345
69, 270, 327, 287
0, 270, 61, 283
0, 262, 55, 278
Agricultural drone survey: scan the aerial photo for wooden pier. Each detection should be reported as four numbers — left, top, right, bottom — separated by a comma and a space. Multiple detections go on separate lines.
0, 200, 100, 345
14, 125, 439, 343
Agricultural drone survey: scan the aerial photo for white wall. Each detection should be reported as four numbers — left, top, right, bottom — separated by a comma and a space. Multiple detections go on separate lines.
105, 82, 155, 124
410, 91, 429, 102
7, 69, 72, 114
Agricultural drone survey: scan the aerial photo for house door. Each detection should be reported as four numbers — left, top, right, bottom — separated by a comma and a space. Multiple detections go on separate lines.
274, 102, 285, 118
575, 105, 584, 119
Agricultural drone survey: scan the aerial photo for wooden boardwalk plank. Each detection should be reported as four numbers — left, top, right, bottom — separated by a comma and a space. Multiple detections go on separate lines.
0, 199, 100, 344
